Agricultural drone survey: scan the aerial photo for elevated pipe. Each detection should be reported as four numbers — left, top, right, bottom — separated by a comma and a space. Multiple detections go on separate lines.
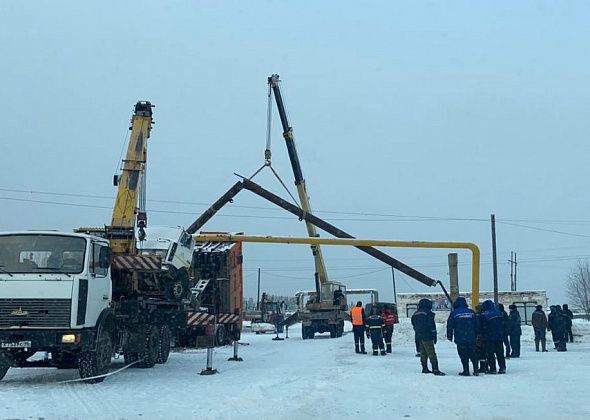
194, 234, 481, 306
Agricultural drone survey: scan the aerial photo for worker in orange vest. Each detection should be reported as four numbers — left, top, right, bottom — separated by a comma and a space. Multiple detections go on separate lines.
350, 301, 367, 354
382, 307, 397, 353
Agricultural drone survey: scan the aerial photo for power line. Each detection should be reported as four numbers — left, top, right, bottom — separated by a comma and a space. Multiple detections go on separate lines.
497, 221, 590, 239
4, 186, 590, 226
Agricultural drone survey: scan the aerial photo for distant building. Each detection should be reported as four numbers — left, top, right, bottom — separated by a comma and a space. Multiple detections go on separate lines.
397, 290, 548, 325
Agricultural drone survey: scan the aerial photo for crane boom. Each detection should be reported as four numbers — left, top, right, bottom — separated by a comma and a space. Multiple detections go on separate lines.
268, 74, 329, 288
109, 101, 153, 255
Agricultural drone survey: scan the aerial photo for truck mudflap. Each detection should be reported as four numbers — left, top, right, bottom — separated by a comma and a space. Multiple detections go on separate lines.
186, 312, 240, 326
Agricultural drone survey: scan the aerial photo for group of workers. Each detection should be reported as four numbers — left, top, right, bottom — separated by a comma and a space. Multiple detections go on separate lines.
350, 301, 397, 356
350, 297, 577, 377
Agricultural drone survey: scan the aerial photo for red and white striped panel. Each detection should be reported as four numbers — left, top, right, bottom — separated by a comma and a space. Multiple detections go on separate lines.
217, 313, 240, 324
112, 255, 161, 272
187, 312, 214, 326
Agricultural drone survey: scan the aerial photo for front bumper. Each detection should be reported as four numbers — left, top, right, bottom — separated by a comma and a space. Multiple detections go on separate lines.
0, 329, 96, 352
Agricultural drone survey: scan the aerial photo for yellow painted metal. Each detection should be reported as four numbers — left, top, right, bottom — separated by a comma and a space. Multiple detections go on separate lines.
110, 112, 152, 254
194, 234, 481, 306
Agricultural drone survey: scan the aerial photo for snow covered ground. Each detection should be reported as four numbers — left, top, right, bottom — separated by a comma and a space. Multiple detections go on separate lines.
1, 319, 589, 420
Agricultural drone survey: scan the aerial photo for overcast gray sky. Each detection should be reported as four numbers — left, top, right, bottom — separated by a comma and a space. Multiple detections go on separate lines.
1, 1, 589, 305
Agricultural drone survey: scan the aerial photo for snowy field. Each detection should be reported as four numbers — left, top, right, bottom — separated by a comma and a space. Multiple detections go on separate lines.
1, 319, 589, 420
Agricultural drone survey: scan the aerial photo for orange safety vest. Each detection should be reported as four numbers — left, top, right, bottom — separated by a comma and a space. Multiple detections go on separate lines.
351, 306, 364, 326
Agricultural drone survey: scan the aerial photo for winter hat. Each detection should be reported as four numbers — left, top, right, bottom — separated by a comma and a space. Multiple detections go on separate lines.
509, 304, 517, 310
536, 305, 543, 310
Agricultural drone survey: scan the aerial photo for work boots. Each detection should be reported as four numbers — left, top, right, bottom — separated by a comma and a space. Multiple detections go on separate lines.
386, 343, 392, 353
535, 340, 540, 352
373, 350, 379, 356
472, 361, 479, 376
380, 349, 386, 356
431, 362, 446, 376
459, 361, 470, 376
541, 339, 548, 352
355, 344, 360, 354
360, 345, 367, 354
421, 360, 432, 374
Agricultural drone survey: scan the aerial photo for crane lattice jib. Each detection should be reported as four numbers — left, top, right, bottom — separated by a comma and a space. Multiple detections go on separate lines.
109, 101, 153, 255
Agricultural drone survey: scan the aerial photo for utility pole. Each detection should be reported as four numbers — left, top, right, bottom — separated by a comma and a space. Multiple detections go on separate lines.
448, 253, 459, 303
514, 252, 517, 291
491, 214, 499, 304
391, 267, 397, 304
508, 252, 518, 291
256, 268, 261, 310
509, 251, 514, 292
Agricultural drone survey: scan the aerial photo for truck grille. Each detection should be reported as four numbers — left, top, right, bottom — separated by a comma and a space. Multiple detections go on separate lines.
0, 299, 71, 329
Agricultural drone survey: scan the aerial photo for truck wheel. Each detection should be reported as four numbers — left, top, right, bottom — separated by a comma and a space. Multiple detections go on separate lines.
156, 325, 171, 364
329, 326, 337, 338
336, 321, 344, 338
0, 352, 10, 381
166, 270, 190, 301
78, 330, 112, 383
137, 325, 159, 369
124, 351, 139, 367
215, 325, 227, 346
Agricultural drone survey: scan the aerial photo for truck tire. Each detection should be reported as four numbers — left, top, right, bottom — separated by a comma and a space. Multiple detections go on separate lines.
156, 325, 171, 364
215, 325, 227, 346
329, 326, 337, 338
137, 325, 159, 369
336, 321, 344, 338
78, 329, 112, 383
166, 269, 190, 301
0, 351, 10, 381
123, 351, 139, 367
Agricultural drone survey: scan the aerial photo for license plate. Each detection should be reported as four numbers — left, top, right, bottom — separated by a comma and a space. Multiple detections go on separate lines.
0, 341, 31, 348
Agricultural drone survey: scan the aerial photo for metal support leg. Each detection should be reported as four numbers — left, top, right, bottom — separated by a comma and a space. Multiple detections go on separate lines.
200, 347, 219, 375
227, 340, 243, 362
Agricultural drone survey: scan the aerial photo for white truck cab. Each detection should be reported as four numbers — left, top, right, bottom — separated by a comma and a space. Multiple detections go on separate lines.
137, 226, 194, 273
0, 231, 111, 332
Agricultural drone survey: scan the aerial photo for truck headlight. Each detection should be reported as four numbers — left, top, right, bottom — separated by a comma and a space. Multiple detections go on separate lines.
61, 334, 78, 344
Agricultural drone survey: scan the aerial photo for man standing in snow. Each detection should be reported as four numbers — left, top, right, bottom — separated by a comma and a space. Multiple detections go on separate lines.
366, 307, 387, 356
531, 305, 548, 352
508, 304, 522, 358
562, 304, 574, 343
480, 300, 506, 374
497, 304, 511, 359
447, 297, 479, 376
411, 299, 445, 376
381, 306, 396, 353
350, 301, 367, 354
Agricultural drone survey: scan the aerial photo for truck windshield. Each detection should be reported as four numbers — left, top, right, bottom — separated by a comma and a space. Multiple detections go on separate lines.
0, 234, 86, 274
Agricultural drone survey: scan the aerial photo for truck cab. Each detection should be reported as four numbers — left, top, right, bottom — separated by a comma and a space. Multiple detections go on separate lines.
0, 231, 112, 378
137, 226, 194, 299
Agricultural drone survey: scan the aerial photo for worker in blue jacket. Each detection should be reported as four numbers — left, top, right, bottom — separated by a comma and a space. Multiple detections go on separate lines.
447, 297, 479, 376
480, 300, 506, 374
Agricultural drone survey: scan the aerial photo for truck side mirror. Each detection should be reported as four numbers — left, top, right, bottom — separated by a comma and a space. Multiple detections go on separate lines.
99, 247, 112, 269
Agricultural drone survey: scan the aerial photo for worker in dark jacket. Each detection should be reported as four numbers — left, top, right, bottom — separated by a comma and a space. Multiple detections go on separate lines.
447, 297, 479, 376
411, 299, 445, 376
548, 305, 568, 351
563, 304, 574, 343
508, 304, 522, 358
531, 305, 548, 352
381, 307, 397, 353
480, 300, 506, 374
350, 301, 367, 354
366, 308, 386, 356
497, 304, 511, 359
475, 305, 488, 373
